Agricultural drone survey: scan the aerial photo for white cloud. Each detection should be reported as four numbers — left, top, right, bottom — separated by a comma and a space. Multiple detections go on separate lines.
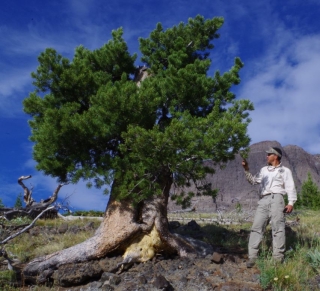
68, 0, 94, 17
0, 66, 34, 116
239, 35, 320, 154
0, 22, 106, 116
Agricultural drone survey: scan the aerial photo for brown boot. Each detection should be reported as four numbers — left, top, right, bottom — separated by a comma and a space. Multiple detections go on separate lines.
246, 258, 257, 268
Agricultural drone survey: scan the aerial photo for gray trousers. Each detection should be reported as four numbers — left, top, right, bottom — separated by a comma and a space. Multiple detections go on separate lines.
248, 194, 286, 260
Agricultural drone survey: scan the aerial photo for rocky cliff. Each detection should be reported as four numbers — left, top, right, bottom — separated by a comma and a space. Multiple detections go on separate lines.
168, 141, 320, 212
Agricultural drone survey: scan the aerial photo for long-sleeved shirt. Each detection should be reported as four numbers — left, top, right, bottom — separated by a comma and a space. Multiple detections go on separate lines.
245, 163, 297, 206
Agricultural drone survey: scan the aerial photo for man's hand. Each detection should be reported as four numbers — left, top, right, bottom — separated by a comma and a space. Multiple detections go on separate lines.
242, 160, 249, 171
283, 205, 293, 213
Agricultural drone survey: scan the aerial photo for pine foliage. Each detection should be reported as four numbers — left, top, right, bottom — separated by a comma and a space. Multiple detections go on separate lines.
23, 15, 254, 206
14, 193, 23, 209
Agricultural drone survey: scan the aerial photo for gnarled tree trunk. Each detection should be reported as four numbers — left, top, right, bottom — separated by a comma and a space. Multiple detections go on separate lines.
23, 176, 202, 285
22, 67, 214, 286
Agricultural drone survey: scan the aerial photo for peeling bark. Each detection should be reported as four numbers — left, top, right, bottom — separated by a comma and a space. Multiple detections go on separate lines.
23, 176, 198, 285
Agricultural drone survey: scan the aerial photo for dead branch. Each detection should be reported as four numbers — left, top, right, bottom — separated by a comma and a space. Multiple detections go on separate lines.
0, 205, 58, 271
134, 65, 149, 87
18, 175, 34, 207
2, 176, 66, 220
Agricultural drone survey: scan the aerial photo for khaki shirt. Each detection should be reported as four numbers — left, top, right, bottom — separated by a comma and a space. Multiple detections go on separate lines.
245, 163, 297, 206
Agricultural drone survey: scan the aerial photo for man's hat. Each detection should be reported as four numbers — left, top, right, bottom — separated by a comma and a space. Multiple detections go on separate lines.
266, 147, 282, 157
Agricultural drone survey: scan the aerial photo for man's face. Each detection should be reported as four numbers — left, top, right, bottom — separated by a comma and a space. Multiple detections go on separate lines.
267, 153, 278, 164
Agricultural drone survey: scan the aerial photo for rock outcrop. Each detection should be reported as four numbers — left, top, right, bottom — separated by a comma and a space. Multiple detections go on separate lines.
168, 141, 320, 212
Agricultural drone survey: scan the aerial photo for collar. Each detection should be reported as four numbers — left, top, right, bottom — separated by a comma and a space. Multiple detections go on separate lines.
267, 163, 282, 172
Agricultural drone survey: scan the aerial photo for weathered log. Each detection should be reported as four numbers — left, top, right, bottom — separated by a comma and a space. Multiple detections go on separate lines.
2, 177, 64, 220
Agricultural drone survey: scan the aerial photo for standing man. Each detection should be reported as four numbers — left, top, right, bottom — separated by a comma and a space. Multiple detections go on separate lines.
242, 147, 297, 268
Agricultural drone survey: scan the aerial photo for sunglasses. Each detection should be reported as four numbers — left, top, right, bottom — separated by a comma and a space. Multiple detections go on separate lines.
267, 153, 274, 156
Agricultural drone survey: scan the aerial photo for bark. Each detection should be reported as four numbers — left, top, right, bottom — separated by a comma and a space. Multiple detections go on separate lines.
23, 175, 197, 285
133, 65, 149, 87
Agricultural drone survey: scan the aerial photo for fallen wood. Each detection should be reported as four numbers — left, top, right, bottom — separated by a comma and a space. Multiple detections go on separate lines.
0, 176, 66, 220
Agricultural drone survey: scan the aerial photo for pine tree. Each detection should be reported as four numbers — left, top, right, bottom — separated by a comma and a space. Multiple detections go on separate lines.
14, 193, 23, 209
23, 15, 254, 282
0, 198, 5, 208
296, 172, 320, 210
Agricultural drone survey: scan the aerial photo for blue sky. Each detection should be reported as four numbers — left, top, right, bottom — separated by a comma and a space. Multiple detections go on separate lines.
1, 0, 319, 210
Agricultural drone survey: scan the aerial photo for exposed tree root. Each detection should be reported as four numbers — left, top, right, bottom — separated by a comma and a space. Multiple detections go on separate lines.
23, 194, 199, 285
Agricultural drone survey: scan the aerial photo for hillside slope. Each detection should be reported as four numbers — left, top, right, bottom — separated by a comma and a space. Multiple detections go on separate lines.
168, 141, 320, 212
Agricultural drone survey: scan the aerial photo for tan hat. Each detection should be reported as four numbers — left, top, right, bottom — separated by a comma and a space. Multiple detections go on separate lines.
266, 147, 282, 157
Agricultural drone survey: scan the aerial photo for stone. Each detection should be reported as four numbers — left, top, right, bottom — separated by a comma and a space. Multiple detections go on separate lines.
136, 274, 147, 285
24, 252, 266, 290
99, 257, 122, 273
153, 274, 172, 290
53, 261, 103, 287
84, 221, 95, 231
101, 283, 115, 291
69, 225, 81, 234
186, 220, 201, 231
174, 233, 213, 257
85, 281, 103, 290
58, 223, 69, 234
168, 220, 181, 230
100, 272, 121, 286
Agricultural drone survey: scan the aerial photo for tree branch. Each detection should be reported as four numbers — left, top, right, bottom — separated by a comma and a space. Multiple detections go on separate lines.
1, 205, 56, 245
18, 175, 33, 207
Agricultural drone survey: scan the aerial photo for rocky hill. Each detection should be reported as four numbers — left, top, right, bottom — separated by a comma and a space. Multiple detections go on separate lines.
168, 141, 320, 212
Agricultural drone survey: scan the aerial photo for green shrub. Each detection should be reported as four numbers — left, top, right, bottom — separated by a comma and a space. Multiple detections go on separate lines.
69, 210, 104, 217
295, 172, 320, 210
307, 249, 320, 272
13, 193, 23, 209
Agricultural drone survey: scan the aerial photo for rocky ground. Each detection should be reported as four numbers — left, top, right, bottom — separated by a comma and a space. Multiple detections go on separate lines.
58, 252, 263, 291
17, 220, 263, 291
6, 219, 320, 290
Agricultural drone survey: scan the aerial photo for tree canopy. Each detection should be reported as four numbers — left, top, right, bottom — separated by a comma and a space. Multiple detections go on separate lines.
23, 15, 253, 205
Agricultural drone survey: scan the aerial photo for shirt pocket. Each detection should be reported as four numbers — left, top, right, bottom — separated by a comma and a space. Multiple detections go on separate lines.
273, 172, 284, 184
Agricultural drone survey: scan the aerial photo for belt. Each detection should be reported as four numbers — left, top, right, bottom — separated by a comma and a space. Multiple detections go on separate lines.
261, 193, 282, 198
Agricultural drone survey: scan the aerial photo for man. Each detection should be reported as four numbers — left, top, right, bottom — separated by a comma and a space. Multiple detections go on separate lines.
242, 147, 297, 268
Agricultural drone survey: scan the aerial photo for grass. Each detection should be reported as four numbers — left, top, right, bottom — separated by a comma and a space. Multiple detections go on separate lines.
1, 209, 320, 290
255, 210, 320, 290
3, 218, 100, 263
170, 209, 320, 290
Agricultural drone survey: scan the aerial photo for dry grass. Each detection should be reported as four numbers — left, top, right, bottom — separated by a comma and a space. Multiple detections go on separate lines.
1, 210, 320, 290
3, 218, 99, 263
